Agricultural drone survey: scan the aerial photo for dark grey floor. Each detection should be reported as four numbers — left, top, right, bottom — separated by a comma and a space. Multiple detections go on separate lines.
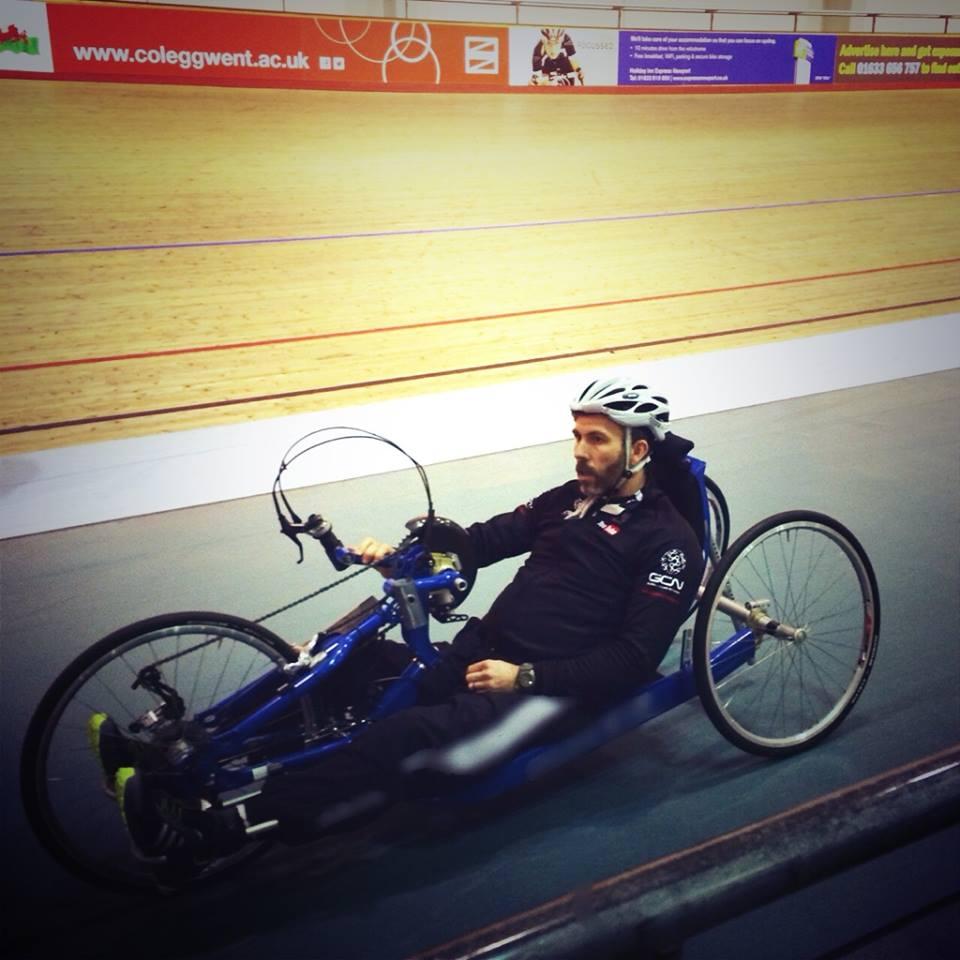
821, 894, 959, 960
3, 370, 959, 959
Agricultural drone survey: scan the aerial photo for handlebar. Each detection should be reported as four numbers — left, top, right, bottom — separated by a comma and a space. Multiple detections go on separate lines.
273, 512, 328, 566
270, 427, 475, 616
304, 514, 353, 571
276, 512, 355, 570
279, 512, 420, 575
277, 504, 476, 619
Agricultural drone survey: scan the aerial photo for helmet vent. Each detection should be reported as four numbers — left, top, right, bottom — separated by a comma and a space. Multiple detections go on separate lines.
578, 380, 598, 401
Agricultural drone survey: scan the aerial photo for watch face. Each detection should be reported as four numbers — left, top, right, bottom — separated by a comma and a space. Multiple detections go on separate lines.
518, 666, 535, 688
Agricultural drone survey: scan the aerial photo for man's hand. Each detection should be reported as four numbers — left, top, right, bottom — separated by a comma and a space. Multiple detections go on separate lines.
466, 659, 520, 693
351, 537, 395, 572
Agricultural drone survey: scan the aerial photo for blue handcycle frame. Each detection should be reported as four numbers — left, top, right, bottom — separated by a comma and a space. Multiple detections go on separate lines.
180, 455, 754, 806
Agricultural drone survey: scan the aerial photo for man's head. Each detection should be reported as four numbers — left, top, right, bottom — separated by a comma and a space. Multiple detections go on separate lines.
569, 377, 670, 497
540, 26, 566, 57
572, 414, 651, 496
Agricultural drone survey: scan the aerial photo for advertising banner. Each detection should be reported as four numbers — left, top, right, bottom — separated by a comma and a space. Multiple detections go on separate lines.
2, 1, 958, 92
835, 34, 960, 83
618, 31, 837, 86
508, 26, 618, 87
1, 1, 507, 89
0, 0, 53, 73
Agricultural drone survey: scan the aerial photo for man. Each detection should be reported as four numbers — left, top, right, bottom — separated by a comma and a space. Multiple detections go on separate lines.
101, 376, 703, 877
530, 27, 584, 86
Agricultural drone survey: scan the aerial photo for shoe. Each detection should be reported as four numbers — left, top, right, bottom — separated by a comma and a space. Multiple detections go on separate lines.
114, 768, 247, 887
115, 767, 211, 870
87, 713, 135, 797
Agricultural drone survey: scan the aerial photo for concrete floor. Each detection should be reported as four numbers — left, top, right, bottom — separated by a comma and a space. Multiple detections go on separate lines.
3, 370, 959, 959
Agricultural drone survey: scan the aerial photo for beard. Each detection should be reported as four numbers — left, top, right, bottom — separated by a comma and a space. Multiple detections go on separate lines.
575, 461, 622, 496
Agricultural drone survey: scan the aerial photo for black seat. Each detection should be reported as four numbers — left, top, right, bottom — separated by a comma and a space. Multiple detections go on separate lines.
649, 432, 707, 552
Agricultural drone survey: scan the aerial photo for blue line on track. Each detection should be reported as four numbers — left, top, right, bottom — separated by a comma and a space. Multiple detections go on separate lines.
2, 188, 959, 258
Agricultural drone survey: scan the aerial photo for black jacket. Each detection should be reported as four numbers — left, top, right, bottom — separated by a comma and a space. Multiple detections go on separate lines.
467, 478, 703, 701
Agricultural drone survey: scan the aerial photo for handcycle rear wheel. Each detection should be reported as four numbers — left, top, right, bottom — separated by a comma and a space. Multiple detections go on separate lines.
693, 511, 880, 757
20, 612, 300, 892
704, 475, 730, 561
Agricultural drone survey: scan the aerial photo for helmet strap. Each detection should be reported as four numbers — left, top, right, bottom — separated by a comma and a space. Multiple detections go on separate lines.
621, 427, 651, 480
608, 427, 650, 497
620, 426, 633, 481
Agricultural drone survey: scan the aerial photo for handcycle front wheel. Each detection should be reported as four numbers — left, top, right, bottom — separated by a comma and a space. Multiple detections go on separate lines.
20, 612, 301, 892
693, 511, 880, 757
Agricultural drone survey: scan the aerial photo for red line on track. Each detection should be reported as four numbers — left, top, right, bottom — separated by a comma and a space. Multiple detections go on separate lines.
3, 256, 959, 373
3, 294, 958, 438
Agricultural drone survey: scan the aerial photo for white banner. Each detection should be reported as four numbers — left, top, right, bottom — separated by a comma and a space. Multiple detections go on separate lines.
509, 26, 618, 87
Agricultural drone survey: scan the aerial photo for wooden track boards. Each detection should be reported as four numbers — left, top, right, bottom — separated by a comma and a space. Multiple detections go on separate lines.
3, 81, 959, 453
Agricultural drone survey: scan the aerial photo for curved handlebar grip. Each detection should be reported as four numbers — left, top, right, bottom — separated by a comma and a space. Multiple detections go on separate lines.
305, 514, 351, 571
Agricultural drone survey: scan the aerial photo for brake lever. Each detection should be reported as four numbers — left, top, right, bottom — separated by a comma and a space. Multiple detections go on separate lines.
278, 513, 305, 564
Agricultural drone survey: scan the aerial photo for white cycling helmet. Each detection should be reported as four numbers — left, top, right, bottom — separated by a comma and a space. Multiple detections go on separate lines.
570, 377, 670, 442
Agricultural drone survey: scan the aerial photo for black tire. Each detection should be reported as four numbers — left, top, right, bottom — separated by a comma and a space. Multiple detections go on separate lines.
698, 474, 731, 594
704, 475, 730, 560
20, 612, 299, 892
693, 511, 880, 757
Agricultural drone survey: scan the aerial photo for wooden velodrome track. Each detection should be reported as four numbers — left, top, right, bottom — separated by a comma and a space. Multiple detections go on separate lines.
2, 80, 959, 457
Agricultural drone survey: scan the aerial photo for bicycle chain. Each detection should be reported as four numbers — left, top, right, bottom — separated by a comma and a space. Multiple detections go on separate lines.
254, 565, 372, 624
140, 563, 465, 676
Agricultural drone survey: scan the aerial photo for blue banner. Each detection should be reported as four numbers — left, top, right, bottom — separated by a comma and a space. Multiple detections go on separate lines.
618, 31, 837, 86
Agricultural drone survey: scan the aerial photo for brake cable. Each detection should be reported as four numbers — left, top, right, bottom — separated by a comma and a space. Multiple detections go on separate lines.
259, 426, 436, 622
271, 426, 435, 564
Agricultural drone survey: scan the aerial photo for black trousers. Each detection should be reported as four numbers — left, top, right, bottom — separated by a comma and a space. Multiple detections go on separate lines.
247, 620, 529, 841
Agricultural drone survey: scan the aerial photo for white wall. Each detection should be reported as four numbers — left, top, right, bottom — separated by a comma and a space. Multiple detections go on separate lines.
134, 0, 960, 34
2, 314, 959, 539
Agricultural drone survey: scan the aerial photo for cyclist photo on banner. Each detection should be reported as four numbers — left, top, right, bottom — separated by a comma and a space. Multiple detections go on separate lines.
531, 26, 585, 86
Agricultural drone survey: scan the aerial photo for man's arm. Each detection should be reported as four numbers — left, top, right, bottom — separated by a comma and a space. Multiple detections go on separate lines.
353, 487, 548, 576
531, 40, 545, 74
466, 489, 552, 568
562, 35, 584, 84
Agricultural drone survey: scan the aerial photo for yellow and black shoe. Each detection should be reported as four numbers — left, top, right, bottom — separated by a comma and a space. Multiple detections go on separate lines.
114, 767, 247, 888
87, 713, 135, 798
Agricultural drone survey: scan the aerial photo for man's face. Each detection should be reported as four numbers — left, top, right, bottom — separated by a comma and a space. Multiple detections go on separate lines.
572, 413, 625, 496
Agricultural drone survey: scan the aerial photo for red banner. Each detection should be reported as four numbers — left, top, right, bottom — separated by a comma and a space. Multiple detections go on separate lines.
40, 3, 507, 90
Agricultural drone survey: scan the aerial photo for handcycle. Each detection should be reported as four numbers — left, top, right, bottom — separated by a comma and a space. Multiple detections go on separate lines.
20, 427, 880, 893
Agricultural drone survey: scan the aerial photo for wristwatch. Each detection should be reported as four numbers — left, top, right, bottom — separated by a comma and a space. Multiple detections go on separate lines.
516, 662, 536, 691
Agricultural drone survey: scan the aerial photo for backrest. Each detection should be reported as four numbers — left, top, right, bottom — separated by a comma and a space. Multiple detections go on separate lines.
649, 433, 709, 556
